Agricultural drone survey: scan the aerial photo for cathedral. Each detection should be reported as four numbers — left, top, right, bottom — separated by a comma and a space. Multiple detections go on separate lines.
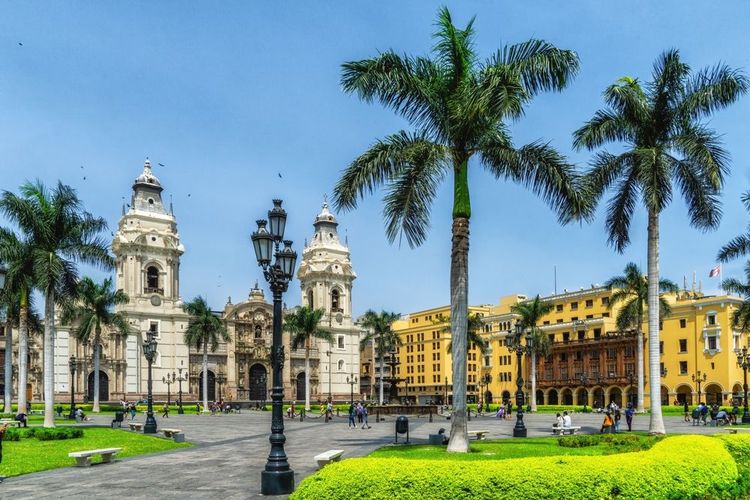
6, 160, 361, 404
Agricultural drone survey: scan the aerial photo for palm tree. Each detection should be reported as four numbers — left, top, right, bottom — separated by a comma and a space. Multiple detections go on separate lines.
359, 310, 401, 405
285, 306, 333, 411
511, 295, 553, 412
718, 191, 750, 263
1, 181, 113, 427
183, 296, 229, 412
605, 263, 678, 413
441, 313, 489, 355
0, 229, 35, 416
722, 263, 750, 332
333, 7, 584, 452
62, 277, 130, 412
575, 50, 747, 434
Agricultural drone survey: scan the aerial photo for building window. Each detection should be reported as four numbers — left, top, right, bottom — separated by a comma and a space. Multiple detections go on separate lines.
337, 335, 345, 349
146, 266, 161, 293
602, 312, 610, 318
594, 328, 601, 340
557, 319, 564, 324
571, 302, 578, 311
548, 334, 555, 343
601, 297, 610, 306
556, 304, 563, 312
679, 318, 686, 328
149, 321, 159, 339
707, 335, 717, 351
562, 332, 570, 343
679, 339, 687, 353
707, 314, 716, 326
659, 341, 663, 354
578, 331, 585, 340
543, 321, 550, 325
338, 360, 344, 371
585, 299, 593, 308
679, 361, 688, 375
571, 317, 578, 322
331, 289, 340, 312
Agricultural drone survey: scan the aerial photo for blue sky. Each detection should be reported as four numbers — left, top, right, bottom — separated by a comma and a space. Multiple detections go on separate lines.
1, 1, 749, 316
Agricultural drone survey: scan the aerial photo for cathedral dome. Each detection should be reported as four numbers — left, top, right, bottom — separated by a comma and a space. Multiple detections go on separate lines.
133, 159, 162, 190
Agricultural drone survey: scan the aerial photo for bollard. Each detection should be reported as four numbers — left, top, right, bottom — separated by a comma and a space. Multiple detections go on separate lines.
429, 408, 433, 423
300, 409, 304, 422
376, 410, 380, 423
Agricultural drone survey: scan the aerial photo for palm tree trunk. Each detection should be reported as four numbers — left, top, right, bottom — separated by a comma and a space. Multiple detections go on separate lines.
304, 344, 311, 411
530, 351, 537, 412
636, 312, 645, 413
92, 326, 101, 413
4, 316, 12, 413
43, 288, 56, 427
17, 290, 28, 418
647, 210, 665, 434
379, 338, 385, 405
202, 341, 209, 412
447, 215, 470, 453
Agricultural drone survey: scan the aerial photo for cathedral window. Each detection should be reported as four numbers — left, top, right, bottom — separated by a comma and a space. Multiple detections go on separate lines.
337, 335, 345, 349
146, 266, 162, 294
337, 359, 344, 371
331, 289, 340, 312
307, 289, 314, 308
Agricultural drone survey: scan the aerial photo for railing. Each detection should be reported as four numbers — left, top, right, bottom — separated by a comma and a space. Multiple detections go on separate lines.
144, 287, 164, 295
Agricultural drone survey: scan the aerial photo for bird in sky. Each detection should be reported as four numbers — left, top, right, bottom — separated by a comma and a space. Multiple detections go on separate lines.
158, 163, 165, 167
18, 42, 22, 46
278, 173, 282, 178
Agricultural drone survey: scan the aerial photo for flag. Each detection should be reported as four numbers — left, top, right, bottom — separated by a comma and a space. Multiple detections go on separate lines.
709, 265, 720, 278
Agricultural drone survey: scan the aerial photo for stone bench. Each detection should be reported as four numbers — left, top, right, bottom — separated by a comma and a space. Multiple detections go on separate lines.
29, 409, 44, 415
0, 419, 20, 427
128, 422, 144, 431
313, 449, 344, 469
161, 428, 184, 441
467, 430, 489, 440
69, 447, 122, 467
552, 426, 581, 436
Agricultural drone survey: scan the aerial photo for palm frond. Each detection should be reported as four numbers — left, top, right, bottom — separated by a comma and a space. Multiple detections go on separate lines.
432, 6, 476, 89
671, 157, 722, 230
679, 63, 748, 120
604, 166, 640, 253
497, 39, 579, 96
718, 235, 750, 263
573, 110, 634, 151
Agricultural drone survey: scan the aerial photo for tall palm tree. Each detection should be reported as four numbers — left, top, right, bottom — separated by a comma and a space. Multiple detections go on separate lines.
722, 263, 750, 332
511, 295, 553, 412
0, 230, 35, 416
575, 50, 747, 434
605, 263, 678, 413
285, 306, 333, 411
718, 191, 750, 263
62, 277, 130, 412
359, 310, 401, 405
183, 296, 229, 412
333, 7, 584, 452
1, 181, 113, 427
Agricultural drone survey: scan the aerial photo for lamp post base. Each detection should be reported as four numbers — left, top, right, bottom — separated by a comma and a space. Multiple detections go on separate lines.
177, 405, 184, 415
144, 415, 157, 434
742, 413, 750, 424
68, 410, 76, 420
513, 427, 527, 438
261, 470, 295, 495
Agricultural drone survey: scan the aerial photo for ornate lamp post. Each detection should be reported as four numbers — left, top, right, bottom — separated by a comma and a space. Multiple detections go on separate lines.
142, 330, 158, 434
68, 355, 77, 419
506, 321, 531, 438
578, 372, 588, 408
347, 374, 357, 405
251, 199, 297, 496
736, 348, 750, 423
162, 372, 175, 407
692, 371, 707, 404
176, 360, 188, 414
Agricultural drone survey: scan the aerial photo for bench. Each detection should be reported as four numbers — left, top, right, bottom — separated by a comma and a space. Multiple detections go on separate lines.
30, 409, 44, 415
313, 449, 344, 469
726, 428, 750, 434
552, 426, 581, 436
0, 419, 20, 428
128, 422, 143, 431
161, 428, 182, 438
467, 430, 489, 440
68, 447, 122, 467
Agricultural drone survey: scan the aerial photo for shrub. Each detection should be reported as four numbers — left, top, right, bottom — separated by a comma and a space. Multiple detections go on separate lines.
25, 427, 83, 441
293, 436, 737, 499
558, 435, 600, 448
3, 428, 20, 441
717, 434, 750, 497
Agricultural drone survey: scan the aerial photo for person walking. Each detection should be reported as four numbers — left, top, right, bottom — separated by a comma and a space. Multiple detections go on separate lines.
348, 403, 356, 428
361, 404, 371, 429
613, 407, 621, 433
625, 404, 634, 431
600, 411, 614, 433
683, 399, 690, 422
162, 403, 169, 418
356, 402, 363, 424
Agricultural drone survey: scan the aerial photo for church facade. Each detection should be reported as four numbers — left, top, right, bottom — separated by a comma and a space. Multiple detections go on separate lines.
6, 160, 361, 404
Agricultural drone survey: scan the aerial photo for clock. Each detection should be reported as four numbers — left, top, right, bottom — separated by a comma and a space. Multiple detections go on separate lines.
150, 295, 162, 307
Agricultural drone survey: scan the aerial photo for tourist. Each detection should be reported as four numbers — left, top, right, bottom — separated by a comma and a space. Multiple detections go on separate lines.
162, 403, 169, 418
495, 406, 505, 419
562, 411, 572, 429
613, 407, 621, 433
129, 403, 137, 420
15, 412, 27, 428
683, 400, 690, 422
554, 412, 563, 429
196, 402, 201, 414
348, 403, 356, 428
731, 404, 739, 424
361, 404, 371, 429
356, 402, 364, 424
600, 411, 613, 433
625, 403, 634, 431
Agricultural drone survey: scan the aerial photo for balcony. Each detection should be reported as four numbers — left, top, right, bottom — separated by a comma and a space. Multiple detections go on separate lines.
144, 287, 164, 295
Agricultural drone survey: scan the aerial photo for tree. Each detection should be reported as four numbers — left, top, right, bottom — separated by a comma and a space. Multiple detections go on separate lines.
722, 262, 750, 332
440, 313, 489, 355
285, 306, 333, 411
62, 277, 130, 412
0, 181, 112, 427
718, 191, 750, 263
359, 310, 401, 405
0, 229, 36, 416
575, 50, 747, 434
183, 296, 229, 412
605, 263, 678, 412
510, 295, 553, 412
333, 7, 584, 452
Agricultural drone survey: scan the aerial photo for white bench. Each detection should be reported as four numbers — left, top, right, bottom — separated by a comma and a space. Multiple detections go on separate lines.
128, 422, 143, 431
313, 449, 344, 469
68, 447, 122, 467
30, 409, 44, 415
552, 426, 581, 436
161, 428, 182, 438
0, 419, 20, 427
467, 430, 489, 440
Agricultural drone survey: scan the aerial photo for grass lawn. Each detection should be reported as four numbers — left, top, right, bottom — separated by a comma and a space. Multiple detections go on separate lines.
0, 427, 191, 477
369, 434, 660, 462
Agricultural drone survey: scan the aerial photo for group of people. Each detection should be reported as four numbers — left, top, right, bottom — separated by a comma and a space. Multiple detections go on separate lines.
118, 401, 139, 420
348, 401, 371, 429
687, 401, 736, 426
599, 401, 635, 433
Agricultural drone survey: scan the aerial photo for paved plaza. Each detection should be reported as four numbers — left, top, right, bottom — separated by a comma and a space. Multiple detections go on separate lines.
1, 410, 733, 499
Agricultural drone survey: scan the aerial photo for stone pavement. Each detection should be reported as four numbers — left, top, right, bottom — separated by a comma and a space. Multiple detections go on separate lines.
0, 409, 732, 499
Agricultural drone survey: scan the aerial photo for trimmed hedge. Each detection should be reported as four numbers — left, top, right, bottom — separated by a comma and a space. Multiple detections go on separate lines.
4, 427, 83, 441
293, 435, 737, 499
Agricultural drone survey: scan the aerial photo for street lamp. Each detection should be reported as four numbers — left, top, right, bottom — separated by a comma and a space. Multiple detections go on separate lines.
325, 349, 332, 403
176, 360, 188, 414
736, 348, 750, 423
444, 377, 449, 406
692, 371, 707, 404
578, 372, 588, 408
142, 330, 158, 434
68, 356, 77, 419
251, 199, 296, 496
506, 321, 530, 438
162, 372, 175, 407
347, 374, 358, 406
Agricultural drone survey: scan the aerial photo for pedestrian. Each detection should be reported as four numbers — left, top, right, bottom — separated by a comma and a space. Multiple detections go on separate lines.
348, 403, 356, 428
129, 403, 137, 420
625, 404, 634, 431
554, 412, 563, 429
196, 402, 201, 414
600, 411, 614, 433
356, 402, 363, 424
162, 403, 169, 418
683, 399, 690, 422
361, 404, 371, 429
613, 408, 621, 433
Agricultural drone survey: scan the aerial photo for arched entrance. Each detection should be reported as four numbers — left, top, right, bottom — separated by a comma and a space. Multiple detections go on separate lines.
87, 371, 109, 402
484, 390, 493, 404
593, 387, 605, 408
576, 388, 588, 406
704, 383, 723, 405
248, 364, 267, 401
608, 387, 622, 406
296, 372, 306, 401
733, 383, 743, 404
676, 384, 693, 405
661, 386, 670, 405
199, 370, 216, 402
547, 389, 559, 405
561, 388, 573, 405
502, 390, 511, 403
536, 389, 545, 405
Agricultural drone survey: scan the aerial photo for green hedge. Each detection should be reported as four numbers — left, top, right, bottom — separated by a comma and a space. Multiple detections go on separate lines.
293, 435, 737, 499
4, 427, 83, 441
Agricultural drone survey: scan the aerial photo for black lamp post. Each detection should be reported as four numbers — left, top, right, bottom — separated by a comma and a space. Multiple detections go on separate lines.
736, 348, 750, 423
506, 321, 530, 438
347, 375, 357, 405
579, 372, 588, 408
444, 377, 449, 405
162, 372, 175, 407
143, 330, 158, 434
251, 199, 297, 496
68, 356, 77, 419
176, 360, 187, 414
692, 371, 707, 404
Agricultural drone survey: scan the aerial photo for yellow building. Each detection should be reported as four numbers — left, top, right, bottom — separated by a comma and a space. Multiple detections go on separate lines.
389, 284, 747, 409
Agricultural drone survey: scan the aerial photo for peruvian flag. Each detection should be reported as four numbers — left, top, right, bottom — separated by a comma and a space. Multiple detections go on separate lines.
709, 265, 721, 278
